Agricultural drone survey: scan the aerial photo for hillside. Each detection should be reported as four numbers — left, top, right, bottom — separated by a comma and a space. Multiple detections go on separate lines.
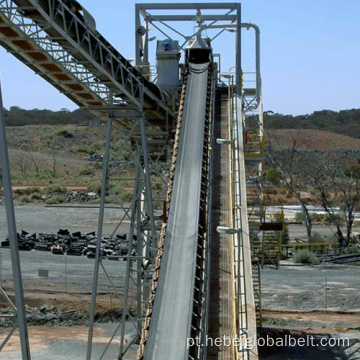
267, 129, 360, 151
3, 124, 131, 188
4, 107, 360, 139
4, 107, 99, 126
2, 109, 359, 207
262, 108, 360, 139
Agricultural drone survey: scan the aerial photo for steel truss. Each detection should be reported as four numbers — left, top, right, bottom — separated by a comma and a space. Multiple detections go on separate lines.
85, 115, 172, 360
0, 0, 175, 122
135, 3, 241, 94
0, 0, 120, 110
0, 286, 18, 352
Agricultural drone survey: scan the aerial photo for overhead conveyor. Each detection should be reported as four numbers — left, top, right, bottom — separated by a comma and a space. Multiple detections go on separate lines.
0, 0, 175, 124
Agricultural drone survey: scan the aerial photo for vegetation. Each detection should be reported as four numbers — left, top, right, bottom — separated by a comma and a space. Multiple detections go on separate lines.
5, 107, 360, 135
293, 250, 320, 265
267, 128, 360, 247
250, 109, 360, 139
267, 133, 314, 240
343, 246, 360, 254
295, 212, 332, 224
4, 107, 360, 221
56, 129, 74, 138
4, 107, 99, 126
266, 168, 282, 184
79, 168, 95, 176
310, 159, 360, 247
46, 195, 64, 205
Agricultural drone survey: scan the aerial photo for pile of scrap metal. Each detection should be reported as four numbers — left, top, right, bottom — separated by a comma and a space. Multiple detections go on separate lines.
1, 230, 36, 251
1, 230, 138, 260
85, 233, 137, 260
49, 229, 95, 255
62, 191, 98, 202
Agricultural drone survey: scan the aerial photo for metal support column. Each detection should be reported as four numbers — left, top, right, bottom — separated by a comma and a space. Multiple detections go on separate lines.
119, 117, 158, 359
0, 76, 31, 358
139, 118, 157, 255
136, 146, 144, 335
236, 3, 242, 95
118, 147, 141, 359
86, 118, 112, 360
241, 23, 261, 105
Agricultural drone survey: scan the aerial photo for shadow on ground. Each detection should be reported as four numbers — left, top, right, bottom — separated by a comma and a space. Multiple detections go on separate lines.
259, 328, 360, 360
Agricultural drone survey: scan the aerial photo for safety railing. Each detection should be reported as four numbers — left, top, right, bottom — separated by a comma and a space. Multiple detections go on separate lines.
228, 74, 258, 360
244, 129, 266, 159
134, 65, 158, 83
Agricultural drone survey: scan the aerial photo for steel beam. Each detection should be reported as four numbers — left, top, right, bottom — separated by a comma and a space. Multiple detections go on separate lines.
0, 74, 31, 359
146, 14, 237, 21
236, 4, 242, 95
138, 3, 239, 10
140, 118, 157, 253
118, 158, 139, 359
86, 118, 112, 360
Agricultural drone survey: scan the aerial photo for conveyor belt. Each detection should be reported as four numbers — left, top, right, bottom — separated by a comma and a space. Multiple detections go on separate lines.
141, 60, 212, 360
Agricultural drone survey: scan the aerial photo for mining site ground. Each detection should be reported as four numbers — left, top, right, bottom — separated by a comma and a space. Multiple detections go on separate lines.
0, 205, 359, 359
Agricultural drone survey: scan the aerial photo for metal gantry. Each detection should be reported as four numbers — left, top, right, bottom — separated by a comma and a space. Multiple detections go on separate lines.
0, 2, 263, 359
135, 3, 242, 93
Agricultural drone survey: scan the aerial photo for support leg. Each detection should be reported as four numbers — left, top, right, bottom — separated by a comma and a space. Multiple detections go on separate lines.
0, 76, 31, 359
86, 118, 112, 360
140, 118, 157, 258
119, 146, 141, 359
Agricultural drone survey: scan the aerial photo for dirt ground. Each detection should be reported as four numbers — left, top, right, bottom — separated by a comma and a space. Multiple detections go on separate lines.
0, 323, 138, 360
261, 263, 360, 312
0, 205, 359, 359
259, 263, 360, 359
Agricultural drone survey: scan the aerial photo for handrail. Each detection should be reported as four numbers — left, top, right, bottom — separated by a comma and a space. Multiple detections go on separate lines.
227, 74, 259, 359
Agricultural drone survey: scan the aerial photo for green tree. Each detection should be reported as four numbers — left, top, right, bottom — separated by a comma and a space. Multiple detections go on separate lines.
266, 168, 282, 184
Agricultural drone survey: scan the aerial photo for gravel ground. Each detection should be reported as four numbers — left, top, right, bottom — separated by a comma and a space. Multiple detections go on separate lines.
0, 248, 129, 306
260, 263, 360, 359
261, 263, 360, 311
0, 323, 138, 360
0, 204, 130, 240
0, 204, 136, 309
1, 205, 359, 359
0, 205, 140, 358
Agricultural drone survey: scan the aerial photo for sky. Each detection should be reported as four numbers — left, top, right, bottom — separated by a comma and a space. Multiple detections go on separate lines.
0, 0, 359, 115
